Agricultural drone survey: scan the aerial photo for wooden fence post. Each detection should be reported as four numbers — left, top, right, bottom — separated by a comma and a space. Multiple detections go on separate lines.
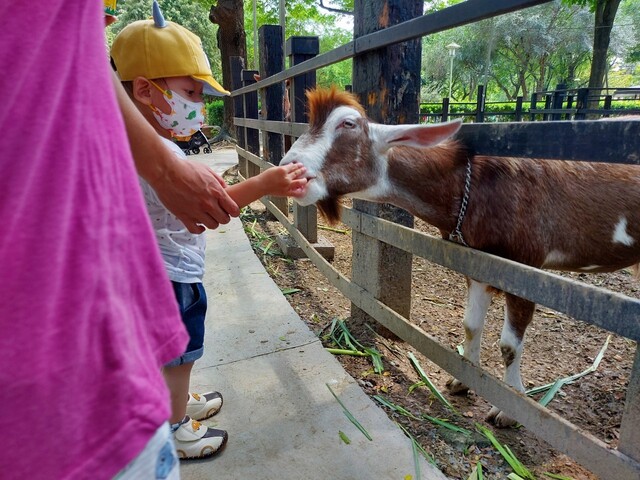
603, 94, 612, 117
231, 56, 246, 175
258, 25, 288, 215
515, 96, 523, 122
242, 69, 260, 179
530, 92, 538, 121
566, 94, 574, 120
276, 36, 335, 261
575, 88, 589, 120
543, 94, 552, 121
551, 83, 565, 121
475, 84, 485, 123
351, 0, 422, 332
619, 348, 640, 462
441, 97, 450, 122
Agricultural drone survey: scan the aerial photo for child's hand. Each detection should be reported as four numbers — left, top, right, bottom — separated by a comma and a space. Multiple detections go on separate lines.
263, 162, 308, 198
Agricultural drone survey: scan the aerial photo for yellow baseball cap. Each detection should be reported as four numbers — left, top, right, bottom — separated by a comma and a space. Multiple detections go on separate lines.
110, 1, 229, 96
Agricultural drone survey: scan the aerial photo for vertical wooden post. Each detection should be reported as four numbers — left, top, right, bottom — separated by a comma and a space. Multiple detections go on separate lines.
551, 83, 565, 121
514, 96, 523, 122
543, 94, 552, 121
441, 97, 449, 122
475, 84, 485, 123
565, 94, 574, 120
276, 36, 334, 261
575, 87, 589, 120
242, 69, 260, 179
351, 0, 422, 330
619, 348, 640, 464
603, 94, 612, 118
530, 92, 538, 121
288, 36, 319, 244
258, 25, 288, 215
231, 56, 246, 175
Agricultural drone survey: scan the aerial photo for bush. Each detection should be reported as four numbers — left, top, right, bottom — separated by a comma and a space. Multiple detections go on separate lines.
205, 99, 224, 127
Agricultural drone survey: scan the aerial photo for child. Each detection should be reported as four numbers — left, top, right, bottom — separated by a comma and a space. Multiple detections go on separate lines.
110, 2, 308, 460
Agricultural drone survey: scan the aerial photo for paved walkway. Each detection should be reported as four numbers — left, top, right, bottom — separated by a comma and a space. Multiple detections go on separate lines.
181, 148, 448, 480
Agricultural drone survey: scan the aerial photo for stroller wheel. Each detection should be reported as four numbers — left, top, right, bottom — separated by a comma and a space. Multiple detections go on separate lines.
191, 148, 200, 155
203, 146, 212, 154
183, 149, 191, 156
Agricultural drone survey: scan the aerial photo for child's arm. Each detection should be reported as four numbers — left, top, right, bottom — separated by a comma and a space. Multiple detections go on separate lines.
227, 163, 308, 209
111, 70, 239, 232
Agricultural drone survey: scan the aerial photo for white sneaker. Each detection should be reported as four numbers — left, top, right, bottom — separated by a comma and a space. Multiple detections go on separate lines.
173, 416, 228, 460
186, 391, 223, 421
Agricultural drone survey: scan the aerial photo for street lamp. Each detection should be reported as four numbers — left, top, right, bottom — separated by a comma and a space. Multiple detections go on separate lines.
446, 42, 460, 99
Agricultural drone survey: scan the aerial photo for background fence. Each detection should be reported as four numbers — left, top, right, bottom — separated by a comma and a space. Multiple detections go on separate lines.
421, 85, 640, 123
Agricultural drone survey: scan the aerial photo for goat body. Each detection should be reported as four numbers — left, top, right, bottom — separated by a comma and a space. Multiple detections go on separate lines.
280, 87, 640, 427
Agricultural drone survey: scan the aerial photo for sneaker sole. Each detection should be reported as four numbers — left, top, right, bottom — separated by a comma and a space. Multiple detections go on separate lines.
176, 435, 228, 460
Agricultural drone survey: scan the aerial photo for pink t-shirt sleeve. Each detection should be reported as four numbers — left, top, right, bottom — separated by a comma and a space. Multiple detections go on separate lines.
0, 2, 188, 478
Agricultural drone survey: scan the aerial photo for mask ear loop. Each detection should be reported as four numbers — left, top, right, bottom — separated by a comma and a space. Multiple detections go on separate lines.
147, 79, 173, 116
149, 79, 173, 99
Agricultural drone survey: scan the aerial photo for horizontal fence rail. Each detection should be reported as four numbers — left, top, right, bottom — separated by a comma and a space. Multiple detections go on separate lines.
341, 208, 640, 341
235, 117, 640, 164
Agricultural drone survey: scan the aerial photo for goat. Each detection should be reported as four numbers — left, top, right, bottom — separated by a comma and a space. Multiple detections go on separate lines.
280, 86, 640, 427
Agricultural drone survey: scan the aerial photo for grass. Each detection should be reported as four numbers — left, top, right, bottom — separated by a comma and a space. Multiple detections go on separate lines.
324, 318, 385, 374
326, 383, 372, 441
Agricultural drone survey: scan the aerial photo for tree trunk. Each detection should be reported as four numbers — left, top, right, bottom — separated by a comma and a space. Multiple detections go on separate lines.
209, 0, 247, 142
587, 0, 621, 106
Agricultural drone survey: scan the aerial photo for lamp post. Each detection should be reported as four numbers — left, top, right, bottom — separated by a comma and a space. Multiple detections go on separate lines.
446, 42, 460, 99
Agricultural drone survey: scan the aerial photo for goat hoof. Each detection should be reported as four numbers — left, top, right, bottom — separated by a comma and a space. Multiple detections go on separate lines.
486, 406, 518, 428
446, 378, 469, 395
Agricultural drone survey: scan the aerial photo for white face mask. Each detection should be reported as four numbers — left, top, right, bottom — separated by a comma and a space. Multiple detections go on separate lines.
149, 80, 206, 140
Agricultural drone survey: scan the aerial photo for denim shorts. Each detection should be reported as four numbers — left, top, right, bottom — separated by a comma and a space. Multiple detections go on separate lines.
114, 423, 178, 480
164, 282, 207, 367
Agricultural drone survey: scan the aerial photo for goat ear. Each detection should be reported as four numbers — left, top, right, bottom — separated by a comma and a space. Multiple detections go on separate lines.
377, 119, 462, 151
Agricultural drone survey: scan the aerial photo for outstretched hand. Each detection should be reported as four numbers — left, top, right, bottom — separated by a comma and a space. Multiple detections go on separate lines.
263, 162, 309, 198
152, 159, 240, 233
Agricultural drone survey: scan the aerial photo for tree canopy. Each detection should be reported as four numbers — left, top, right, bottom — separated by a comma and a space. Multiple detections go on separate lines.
108, 0, 639, 114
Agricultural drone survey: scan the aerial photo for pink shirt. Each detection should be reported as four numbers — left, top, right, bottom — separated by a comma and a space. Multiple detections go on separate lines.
0, 2, 188, 478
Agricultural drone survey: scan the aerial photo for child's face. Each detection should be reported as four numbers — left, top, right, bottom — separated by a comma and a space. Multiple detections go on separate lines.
150, 76, 204, 115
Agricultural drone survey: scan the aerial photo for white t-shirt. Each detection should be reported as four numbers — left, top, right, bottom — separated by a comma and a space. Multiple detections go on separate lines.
139, 137, 206, 283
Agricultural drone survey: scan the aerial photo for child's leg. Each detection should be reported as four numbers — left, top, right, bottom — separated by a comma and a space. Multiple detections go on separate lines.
163, 362, 194, 424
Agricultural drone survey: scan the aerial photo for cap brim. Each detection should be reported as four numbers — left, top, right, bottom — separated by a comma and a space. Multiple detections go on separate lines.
193, 74, 230, 96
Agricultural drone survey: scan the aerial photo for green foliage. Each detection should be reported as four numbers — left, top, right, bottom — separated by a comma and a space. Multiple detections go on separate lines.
205, 99, 224, 126
242, 0, 353, 89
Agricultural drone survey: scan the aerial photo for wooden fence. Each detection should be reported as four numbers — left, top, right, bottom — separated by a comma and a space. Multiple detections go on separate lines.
228, 0, 640, 477
421, 85, 640, 123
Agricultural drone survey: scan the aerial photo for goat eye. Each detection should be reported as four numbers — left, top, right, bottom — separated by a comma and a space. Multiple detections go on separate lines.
341, 119, 356, 129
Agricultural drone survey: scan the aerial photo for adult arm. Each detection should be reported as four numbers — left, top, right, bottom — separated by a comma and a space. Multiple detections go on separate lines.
111, 70, 240, 233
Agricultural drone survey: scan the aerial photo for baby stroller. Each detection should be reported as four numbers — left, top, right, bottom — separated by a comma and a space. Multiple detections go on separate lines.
174, 130, 213, 156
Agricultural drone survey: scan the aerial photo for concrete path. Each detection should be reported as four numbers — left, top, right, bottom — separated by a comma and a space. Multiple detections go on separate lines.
181, 148, 448, 480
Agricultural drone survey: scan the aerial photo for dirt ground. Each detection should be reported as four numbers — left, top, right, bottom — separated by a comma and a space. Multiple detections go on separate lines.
234, 184, 637, 479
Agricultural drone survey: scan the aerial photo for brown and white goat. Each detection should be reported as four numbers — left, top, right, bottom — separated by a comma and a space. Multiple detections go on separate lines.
280, 87, 640, 427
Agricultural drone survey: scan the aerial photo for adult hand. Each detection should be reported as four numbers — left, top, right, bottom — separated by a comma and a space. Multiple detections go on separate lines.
152, 159, 240, 233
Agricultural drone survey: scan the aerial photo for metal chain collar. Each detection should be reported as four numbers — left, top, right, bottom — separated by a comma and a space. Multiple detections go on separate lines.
448, 157, 472, 247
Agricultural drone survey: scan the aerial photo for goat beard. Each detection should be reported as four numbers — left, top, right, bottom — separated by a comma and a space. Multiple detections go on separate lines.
317, 197, 343, 225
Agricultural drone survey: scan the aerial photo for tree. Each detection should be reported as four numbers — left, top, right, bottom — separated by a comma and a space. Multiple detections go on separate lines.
207, 0, 247, 141
199, 0, 353, 141
564, 0, 623, 92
